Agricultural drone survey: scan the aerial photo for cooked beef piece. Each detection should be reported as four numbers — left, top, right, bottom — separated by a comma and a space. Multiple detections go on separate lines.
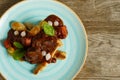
8, 29, 32, 47
45, 15, 68, 39
32, 35, 58, 53
24, 47, 43, 64
45, 15, 63, 27
8, 29, 21, 43
32, 30, 58, 53
55, 25, 68, 39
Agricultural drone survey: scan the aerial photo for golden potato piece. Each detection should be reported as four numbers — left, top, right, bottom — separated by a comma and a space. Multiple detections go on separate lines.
57, 39, 63, 47
29, 25, 41, 36
33, 62, 48, 74
7, 47, 15, 56
11, 22, 26, 31
54, 50, 66, 60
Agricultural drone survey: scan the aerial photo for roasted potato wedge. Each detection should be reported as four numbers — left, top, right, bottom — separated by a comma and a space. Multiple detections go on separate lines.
11, 22, 26, 31
33, 62, 48, 74
29, 25, 41, 36
53, 50, 66, 60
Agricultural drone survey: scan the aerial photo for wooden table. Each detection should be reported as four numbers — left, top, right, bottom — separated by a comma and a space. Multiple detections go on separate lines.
0, 0, 120, 80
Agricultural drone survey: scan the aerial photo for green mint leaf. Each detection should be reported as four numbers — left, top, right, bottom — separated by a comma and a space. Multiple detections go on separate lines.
13, 42, 23, 48
43, 22, 55, 36
13, 49, 25, 60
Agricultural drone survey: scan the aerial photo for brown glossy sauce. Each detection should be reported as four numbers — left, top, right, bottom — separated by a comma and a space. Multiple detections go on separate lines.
45, 15, 68, 39
45, 15, 63, 27
6, 15, 68, 64
24, 30, 58, 64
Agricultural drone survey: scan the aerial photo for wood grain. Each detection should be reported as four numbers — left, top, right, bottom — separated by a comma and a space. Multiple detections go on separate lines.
0, 0, 120, 80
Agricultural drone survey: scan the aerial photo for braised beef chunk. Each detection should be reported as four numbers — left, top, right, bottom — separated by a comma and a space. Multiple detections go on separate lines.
45, 15, 68, 39
32, 30, 58, 53
24, 47, 43, 64
32, 36, 58, 53
8, 29, 21, 43
7, 29, 32, 47
45, 15, 63, 27
55, 25, 68, 39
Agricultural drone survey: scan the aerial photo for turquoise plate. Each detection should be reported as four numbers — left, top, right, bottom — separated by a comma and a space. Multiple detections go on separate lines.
0, 0, 88, 80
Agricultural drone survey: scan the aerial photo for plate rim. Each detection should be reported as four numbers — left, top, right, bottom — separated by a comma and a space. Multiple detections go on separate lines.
0, 0, 88, 80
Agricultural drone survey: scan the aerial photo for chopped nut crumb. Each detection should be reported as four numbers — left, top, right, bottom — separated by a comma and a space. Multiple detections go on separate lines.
21, 31, 26, 37
45, 53, 51, 61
